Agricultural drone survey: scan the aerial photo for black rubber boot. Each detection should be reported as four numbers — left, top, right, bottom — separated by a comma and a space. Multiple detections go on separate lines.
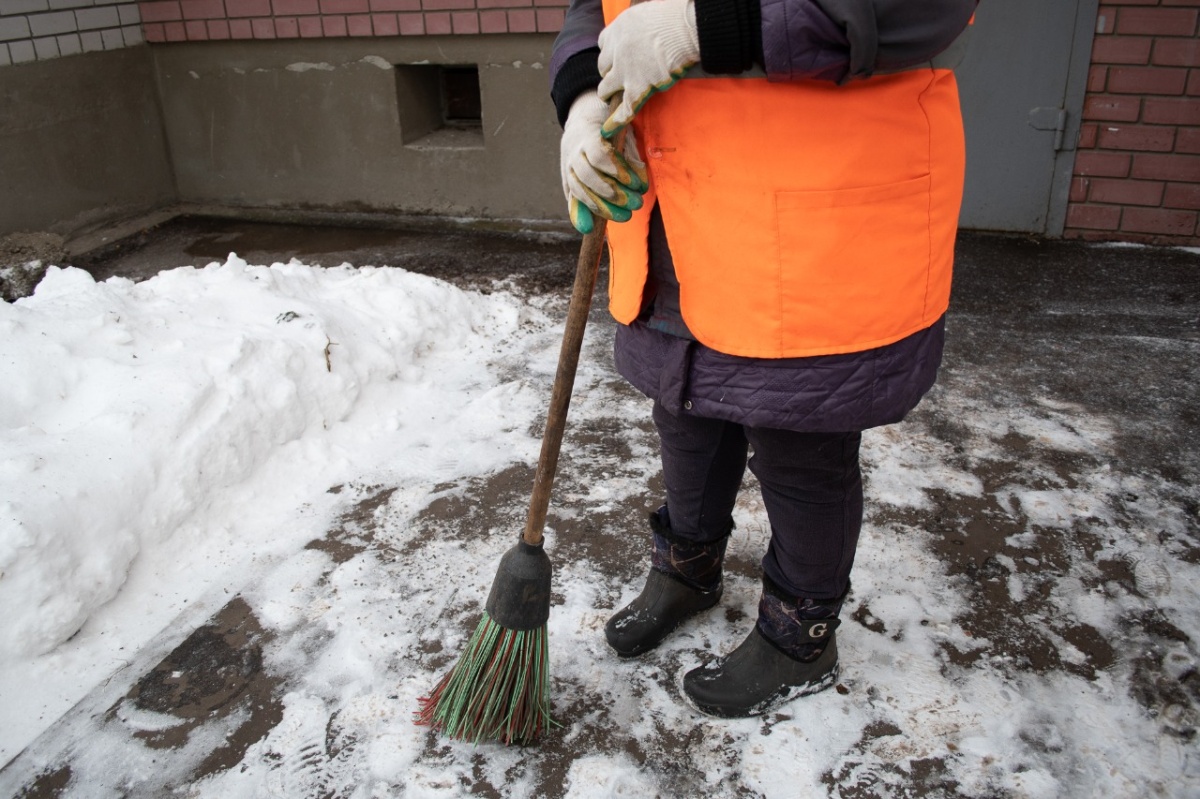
605, 507, 728, 658
682, 576, 845, 717
682, 627, 839, 718
605, 570, 723, 657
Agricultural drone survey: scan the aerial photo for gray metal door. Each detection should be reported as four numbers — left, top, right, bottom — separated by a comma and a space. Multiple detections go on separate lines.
956, 0, 1099, 235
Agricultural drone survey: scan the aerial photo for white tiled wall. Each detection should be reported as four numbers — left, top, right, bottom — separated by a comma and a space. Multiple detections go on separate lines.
0, 0, 141, 64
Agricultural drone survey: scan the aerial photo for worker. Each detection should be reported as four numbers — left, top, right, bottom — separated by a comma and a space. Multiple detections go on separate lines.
551, 0, 978, 717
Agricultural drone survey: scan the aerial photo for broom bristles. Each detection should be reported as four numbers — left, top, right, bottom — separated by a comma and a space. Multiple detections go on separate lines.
416, 612, 554, 745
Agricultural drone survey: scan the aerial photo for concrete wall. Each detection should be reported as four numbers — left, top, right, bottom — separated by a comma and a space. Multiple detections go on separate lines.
7, 0, 1192, 245
0, 45, 175, 237
152, 35, 564, 221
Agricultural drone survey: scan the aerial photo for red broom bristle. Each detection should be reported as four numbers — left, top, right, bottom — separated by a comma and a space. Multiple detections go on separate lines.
415, 612, 554, 746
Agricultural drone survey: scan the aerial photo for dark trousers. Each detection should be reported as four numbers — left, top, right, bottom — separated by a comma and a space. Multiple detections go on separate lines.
652, 401, 863, 601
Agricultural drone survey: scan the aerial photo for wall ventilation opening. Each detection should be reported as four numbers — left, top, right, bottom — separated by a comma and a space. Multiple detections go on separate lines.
441, 67, 482, 128
395, 63, 483, 149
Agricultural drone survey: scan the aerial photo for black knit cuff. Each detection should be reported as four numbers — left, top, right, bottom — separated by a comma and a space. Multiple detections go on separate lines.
550, 47, 602, 127
694, 0, 763, 74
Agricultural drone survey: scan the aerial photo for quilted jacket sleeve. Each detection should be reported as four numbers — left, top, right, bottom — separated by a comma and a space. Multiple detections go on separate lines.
757, 0, 978, 82
549, 0, 605, 126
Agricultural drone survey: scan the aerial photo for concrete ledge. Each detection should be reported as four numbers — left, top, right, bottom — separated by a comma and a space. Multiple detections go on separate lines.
63, 202, 580, 265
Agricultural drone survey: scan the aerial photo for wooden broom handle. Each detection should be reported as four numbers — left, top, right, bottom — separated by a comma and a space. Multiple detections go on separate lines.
523, 0, 645, 547
521, 217, 609, 547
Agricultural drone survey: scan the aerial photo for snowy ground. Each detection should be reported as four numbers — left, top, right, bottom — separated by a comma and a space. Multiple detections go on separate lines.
0, 232, 1197, 797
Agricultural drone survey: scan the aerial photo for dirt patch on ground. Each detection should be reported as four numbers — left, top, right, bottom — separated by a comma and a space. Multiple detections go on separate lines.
0, 232, 65, 269
0, 232, 65, 301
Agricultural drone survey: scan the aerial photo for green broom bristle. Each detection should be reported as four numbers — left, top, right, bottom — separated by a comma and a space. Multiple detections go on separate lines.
415, 612, 555, 745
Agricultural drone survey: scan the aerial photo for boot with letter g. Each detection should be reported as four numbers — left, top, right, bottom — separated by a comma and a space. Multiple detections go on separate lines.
683, 575, 846, 717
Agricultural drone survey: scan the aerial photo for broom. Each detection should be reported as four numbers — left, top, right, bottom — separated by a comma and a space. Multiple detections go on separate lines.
415, 208, 612, 745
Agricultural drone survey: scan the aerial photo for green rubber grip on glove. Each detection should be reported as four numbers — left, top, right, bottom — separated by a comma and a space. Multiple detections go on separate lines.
567, 130, 648, 234
570, 182, 642, 235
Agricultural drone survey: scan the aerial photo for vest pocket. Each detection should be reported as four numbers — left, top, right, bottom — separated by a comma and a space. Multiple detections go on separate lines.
775, 174, 932, 353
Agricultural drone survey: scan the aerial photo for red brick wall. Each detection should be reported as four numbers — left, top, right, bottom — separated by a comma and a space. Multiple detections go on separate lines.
137, 0, 567, 42
1067, 0, 1200, 245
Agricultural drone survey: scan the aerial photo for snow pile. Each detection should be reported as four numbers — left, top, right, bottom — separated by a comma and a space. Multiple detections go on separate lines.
0, 257, 548, 664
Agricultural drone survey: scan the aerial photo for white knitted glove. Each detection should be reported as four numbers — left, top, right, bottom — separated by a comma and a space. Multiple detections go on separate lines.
560, 89, 649, 234
597, 0, 700, 138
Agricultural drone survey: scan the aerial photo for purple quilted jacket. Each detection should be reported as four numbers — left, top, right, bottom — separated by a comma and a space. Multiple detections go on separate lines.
550, 0, 976, 432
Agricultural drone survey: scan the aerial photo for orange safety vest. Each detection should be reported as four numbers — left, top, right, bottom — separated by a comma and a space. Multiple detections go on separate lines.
601, 0, 966, 359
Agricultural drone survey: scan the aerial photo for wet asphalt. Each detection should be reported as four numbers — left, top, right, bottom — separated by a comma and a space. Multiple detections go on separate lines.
4, 216, 1198, 797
